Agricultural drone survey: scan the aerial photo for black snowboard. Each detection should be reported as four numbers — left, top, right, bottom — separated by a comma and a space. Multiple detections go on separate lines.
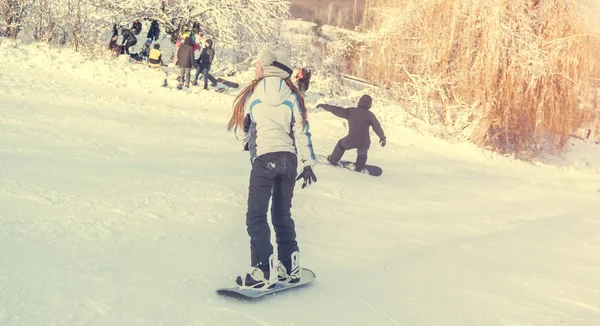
316, 154, 383, 177
338, 160, 383, 176
215, 78, 239, 93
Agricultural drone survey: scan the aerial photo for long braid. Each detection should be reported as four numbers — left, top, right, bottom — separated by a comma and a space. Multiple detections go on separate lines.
227, 77, 264, 131
283, 78, 308, 127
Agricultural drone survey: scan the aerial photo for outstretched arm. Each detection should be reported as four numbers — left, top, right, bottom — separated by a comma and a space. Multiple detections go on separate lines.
318, 104, 348, 119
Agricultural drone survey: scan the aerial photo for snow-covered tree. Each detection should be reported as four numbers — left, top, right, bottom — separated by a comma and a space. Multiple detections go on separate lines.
28, 0, 62, 43
91, 0, 290, 52
1, 0, 34, 39
4, 0, 290, 59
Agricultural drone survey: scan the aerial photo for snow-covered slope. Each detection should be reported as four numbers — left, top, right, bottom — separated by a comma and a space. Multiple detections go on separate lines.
1, 41, 600, 326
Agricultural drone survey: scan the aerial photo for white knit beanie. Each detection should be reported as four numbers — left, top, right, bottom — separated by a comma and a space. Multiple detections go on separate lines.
258, 49, 293, 79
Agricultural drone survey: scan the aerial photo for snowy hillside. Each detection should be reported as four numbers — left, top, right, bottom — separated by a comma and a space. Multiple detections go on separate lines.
1, 40, 600, 325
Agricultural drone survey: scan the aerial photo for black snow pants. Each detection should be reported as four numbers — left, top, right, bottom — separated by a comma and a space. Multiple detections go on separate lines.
246, 151, 299, 273
329, 137, 369, 171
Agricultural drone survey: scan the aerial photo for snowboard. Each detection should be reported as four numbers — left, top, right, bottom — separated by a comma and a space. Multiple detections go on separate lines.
215, 78, 239, 93
216, 78, 239, 89
316, 154, 383, 177
216, 268, 316, 299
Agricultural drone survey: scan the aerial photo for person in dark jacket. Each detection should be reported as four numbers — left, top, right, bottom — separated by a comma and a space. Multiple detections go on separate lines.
193, 39, 215, 89
317, 95, 386, 171
120, 29, 137, 55
146, 20, 160, 41
177, 36, 195, 88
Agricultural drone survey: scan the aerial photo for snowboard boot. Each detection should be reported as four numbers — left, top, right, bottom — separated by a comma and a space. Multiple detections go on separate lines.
277, 251, 301, 284
327, 155, 338, 166
355, 153, 368, 172
236, 254, 276, 290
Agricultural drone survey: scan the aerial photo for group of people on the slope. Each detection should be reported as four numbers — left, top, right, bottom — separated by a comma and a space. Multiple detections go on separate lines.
175, 34, 215, 90
228, 49, 385, 290
108, 21, 215, 89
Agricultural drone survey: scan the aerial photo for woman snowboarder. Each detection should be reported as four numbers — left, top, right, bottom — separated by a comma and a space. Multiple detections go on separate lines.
226, 49, 317, 290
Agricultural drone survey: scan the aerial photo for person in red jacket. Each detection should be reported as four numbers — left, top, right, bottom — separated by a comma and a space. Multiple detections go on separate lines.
295, 66, 311, 95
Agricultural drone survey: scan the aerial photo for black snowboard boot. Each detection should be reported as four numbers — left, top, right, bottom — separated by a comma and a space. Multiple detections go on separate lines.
277, 251, 301, 284
355, 153, 368, 172
328, 140, 346, 165
236, 254, 276, 290
326, 155, 337, 166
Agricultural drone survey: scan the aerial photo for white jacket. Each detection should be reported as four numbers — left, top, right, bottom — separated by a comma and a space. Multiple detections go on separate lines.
237, 77, 316, 167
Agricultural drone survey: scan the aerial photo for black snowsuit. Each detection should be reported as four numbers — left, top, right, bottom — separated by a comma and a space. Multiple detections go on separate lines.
322, 95, 386, 171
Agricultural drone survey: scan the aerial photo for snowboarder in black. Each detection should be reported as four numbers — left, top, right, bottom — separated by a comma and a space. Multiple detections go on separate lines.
317, 95, 386, 171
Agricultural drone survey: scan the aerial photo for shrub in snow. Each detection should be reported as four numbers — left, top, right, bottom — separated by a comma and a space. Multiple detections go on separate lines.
358, 0, 600, 155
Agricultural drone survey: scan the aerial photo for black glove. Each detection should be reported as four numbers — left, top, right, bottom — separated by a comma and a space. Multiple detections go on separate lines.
316, 104, 324, 109
380, 138, 386, 147
296, 166, 317, 189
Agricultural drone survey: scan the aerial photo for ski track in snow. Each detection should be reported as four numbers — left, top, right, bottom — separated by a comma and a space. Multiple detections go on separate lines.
1, 41, 600, 325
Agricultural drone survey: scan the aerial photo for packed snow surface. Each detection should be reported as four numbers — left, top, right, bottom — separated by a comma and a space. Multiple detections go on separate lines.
1, 41, 600, 325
